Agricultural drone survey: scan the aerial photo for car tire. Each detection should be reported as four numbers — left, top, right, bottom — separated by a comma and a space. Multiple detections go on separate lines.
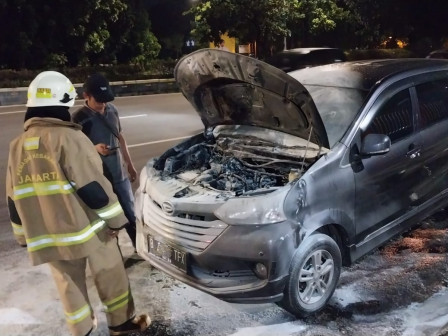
279, 233, 342, 317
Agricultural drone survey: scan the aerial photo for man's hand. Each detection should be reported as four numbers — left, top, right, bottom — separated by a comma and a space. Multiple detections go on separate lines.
95, 143, 111, 156
107, 229, 119, 239
128, 164, 138, 183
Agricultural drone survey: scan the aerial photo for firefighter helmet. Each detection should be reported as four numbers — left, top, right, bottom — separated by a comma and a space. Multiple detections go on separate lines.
26, 71, 77, 107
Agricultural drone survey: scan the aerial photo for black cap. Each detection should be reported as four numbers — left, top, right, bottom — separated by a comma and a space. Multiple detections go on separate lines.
83, 73, 114, 103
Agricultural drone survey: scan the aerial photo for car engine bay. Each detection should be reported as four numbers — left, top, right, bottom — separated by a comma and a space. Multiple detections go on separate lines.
153, 126, 326, 196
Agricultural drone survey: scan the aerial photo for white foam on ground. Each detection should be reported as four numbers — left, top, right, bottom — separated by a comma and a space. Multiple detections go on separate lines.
228, 321, 307, 336
402, 287, 448, 336
0, 308, 41, 324
332, 282, 376, 307
332, 284, 364, 306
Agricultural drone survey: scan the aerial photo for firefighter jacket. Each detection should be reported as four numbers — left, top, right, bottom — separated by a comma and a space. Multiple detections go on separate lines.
6, 117, 128, 266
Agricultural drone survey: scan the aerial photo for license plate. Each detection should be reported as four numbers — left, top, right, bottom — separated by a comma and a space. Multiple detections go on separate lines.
147, 235, 187, 272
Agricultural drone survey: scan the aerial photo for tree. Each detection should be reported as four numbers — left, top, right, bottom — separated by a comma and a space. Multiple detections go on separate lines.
187, 0, 303, 58
340, 0, 448, 52
341, 0, 408, 49
187, 0, 348, 58
0, 0, 160, 69
64, 0, 129, 65
289, 0, 349, 48
112, 0, 161, 67
0, 0, 42, 69
145, 0, 192, 59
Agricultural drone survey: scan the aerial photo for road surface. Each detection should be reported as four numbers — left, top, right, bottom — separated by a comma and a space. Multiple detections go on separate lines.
1, 94, 448, 336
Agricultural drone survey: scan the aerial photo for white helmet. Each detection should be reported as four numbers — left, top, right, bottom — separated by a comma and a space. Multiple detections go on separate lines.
26, 71, 77, 107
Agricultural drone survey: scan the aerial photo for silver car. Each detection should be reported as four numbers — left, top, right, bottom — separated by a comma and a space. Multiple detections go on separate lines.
135, 49, 448, 316
265, 47, 347, 72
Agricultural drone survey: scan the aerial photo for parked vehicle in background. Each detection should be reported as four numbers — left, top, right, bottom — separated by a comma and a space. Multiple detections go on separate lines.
426, 49, 448, 59
135, 49, 448, 317
265, 47, 346, 72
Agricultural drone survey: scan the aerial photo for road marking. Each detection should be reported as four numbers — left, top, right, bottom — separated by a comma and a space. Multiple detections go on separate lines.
0, 93, 183, 113
0, 109, 146, 119
120, 114, 147, 119
0, 110, 25, 115
0, 104, 84, 115
128, 135, 192, 148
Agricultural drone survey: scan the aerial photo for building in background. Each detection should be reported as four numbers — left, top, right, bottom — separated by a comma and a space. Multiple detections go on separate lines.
210, 33, 236, 52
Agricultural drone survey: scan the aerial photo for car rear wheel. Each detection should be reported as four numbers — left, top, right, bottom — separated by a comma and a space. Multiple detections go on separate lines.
279, 233, 342, 317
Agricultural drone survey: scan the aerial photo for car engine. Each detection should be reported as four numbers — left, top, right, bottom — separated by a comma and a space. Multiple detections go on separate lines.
153, 127, 324, 195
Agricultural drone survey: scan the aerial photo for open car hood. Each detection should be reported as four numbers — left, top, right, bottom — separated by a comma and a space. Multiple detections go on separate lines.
174, 49, 329, 148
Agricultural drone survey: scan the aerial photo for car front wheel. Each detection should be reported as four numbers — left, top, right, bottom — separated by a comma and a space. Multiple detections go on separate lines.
279, 233, 342, 317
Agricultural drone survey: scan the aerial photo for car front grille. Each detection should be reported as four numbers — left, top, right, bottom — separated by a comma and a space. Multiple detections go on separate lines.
142, 192, 228, 253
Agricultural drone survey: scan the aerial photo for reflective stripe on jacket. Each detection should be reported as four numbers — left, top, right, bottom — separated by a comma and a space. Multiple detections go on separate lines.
6, 117, 128, 265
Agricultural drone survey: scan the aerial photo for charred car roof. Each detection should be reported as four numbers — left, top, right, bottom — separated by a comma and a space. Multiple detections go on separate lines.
289, 58, 448, 147
290, 58, 448, 91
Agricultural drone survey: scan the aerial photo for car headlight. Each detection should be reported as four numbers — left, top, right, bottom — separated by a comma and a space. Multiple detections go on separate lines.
284, 178, 307, 221
134, 169, 146, 223
214, 186, 291, 225
144, 158, 157, 179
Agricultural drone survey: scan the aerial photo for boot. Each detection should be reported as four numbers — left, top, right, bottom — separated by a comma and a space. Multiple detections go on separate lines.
84, 314, 97, 336
109, 314, 151, 335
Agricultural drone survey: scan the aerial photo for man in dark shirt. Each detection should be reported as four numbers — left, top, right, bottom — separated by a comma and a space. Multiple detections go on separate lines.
72, 73, 138, 249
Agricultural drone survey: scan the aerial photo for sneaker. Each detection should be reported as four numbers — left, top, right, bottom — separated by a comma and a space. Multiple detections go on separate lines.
92, 315, 98, 332
109, 314, 151, 335
130, 250, 144, 260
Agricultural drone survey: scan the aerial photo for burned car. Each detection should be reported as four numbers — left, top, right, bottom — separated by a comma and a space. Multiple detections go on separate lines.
265, 47, 346, 72
135, 49, 448, 316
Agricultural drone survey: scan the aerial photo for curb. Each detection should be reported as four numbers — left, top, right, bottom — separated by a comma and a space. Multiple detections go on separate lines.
0, 78, 179, 106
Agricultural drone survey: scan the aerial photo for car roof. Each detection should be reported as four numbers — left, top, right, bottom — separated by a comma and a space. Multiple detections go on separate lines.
278, 47, 342, 55
427, 49, 448, 58
289, 58, 448, 91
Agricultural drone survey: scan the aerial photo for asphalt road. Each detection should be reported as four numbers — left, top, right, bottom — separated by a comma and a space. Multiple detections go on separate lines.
0, 92, 203, 274
0, 93, 202, 206
1, 94, 448, 336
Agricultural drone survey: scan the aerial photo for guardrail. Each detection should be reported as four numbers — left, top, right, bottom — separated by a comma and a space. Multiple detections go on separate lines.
0, 78, 179, 106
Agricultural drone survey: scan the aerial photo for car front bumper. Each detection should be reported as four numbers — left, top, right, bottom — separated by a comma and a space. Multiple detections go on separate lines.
136, 214, 299, 303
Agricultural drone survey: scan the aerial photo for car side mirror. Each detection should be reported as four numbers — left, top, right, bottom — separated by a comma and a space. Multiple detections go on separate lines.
361, 134, 391, 156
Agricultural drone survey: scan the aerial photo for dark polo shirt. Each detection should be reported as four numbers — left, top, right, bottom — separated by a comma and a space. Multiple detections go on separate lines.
72, 103, 127, 184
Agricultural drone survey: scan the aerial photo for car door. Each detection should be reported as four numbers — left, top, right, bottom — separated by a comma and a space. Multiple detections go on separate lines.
413, 77, 448, 203
351, 86, 424, 243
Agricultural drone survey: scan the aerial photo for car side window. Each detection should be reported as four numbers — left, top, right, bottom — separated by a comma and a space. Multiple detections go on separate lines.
416, 79, 448, 128
365, 89, 413, 143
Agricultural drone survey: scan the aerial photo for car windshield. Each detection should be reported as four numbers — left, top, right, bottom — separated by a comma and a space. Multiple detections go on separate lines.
303, 85, 368, 148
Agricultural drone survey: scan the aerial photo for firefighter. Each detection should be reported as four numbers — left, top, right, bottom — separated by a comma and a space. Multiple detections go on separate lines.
6, 71, 150, 336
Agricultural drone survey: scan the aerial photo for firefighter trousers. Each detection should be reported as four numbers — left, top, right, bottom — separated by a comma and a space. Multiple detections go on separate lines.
48, 238, 136, 336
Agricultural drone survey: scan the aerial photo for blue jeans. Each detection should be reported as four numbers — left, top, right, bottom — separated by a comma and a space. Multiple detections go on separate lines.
113, 178, 136, 248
